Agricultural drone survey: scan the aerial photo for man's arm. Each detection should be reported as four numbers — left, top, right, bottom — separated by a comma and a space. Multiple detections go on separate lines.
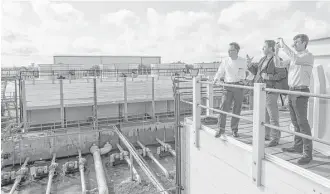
213, 62, 225, 83
281, 42, 296, 60
279, 38, 314, 67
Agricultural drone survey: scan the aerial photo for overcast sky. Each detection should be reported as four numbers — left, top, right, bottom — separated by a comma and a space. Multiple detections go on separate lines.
1, 0, 330, 67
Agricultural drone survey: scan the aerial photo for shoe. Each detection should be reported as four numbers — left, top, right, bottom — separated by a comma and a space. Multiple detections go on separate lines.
232, 131, 239, 138
297, 156, 312, 165
215, 130, 224, 138
220, 134, 228, 141
267, 140, 279, 147
282, 147, 303, 153
265, 137, 270, 141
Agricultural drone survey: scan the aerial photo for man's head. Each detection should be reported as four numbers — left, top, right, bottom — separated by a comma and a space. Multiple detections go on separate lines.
228, 42, 240, 60
263, 40, 276, 56
292, 34, 309, 52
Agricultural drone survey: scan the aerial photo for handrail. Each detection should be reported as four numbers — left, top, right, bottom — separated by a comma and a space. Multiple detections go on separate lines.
199, 80, 254, 90
185, 76, 330, 188
263, 123, 330, 146
265, 88, 330, 99
198, 104, 253, 122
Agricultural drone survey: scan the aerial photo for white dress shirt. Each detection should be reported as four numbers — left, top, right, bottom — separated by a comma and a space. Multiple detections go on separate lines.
274, 43, 314, 87
214, 56, 248, 83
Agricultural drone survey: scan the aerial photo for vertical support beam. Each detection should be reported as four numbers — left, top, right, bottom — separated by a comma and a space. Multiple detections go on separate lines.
14, 79, 19, 124
60, 79, 64, 128
252, 83, 266, 186
206, 76, 213, 116
123, 77, 128, 121
93, 78, 98, 130
130, 152, 133, 181
151, 77, 156, 120
21, 80, 28, 132
175, 88, 182, 194
52, 70, 55, 84
192, 76, 201, 148
116, 69, 119, 81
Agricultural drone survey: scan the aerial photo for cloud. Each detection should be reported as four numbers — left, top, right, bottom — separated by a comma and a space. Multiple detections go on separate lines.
30, 0, 87, 32
100, 9, 140, 26
2, 1, 329, 67
72, 37, 102, 53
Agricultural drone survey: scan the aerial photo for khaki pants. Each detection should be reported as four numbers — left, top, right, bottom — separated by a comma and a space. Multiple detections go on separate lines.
265, 93, 281, 142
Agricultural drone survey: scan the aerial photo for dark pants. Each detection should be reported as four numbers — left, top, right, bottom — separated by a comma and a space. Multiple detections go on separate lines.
288, 88, 313, 158
218, 86, 244, 133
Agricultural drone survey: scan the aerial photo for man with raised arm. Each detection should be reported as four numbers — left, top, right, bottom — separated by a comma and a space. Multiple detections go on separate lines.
212, 42, 248, 140
275, 34, 314, 165
246, 40, 287, 147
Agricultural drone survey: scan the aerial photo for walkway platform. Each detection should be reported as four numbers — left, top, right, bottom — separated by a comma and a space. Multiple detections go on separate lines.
200, 110, 330, 180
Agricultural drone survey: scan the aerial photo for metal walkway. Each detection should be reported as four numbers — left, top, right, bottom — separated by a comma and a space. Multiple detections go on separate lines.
202, 110, 330, 180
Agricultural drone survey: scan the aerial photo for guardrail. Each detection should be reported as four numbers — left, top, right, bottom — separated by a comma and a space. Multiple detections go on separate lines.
179, 75, 330, 187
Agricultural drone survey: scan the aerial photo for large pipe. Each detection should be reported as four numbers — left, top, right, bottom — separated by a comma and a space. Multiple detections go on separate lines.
46, 153, 57, 194
90, 142, 112, 194
137, 141, 169, 178
78, 149, 87, 194
116, 144, 141, 183
9, 157, 29, 194
156, 138, 176, 157
112, 126, 168, 194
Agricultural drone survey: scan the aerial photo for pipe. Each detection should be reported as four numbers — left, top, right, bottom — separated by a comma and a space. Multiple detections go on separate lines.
116, 144, 141, 183
90, 142, 112, 194
112, 126, 168, 194
78, 149, 87, 194
46, 153, 57, 194
156, 138, 176, 157
137, 141, 169, 178
9, 157, 29, 194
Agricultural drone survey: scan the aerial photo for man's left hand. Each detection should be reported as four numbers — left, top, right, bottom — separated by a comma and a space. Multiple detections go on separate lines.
261, 73, 269, 80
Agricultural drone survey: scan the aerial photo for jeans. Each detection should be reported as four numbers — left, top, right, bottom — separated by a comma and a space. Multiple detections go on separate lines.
218, 86, 244, 133
288, 88, 313, 158
265, 92, 280, 142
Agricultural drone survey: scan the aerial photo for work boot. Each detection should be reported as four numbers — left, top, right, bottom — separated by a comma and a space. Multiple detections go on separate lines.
232, 131, 239, 138
297, 156, 312, 165
282, 147, 303, 153
267, 140, 279, 147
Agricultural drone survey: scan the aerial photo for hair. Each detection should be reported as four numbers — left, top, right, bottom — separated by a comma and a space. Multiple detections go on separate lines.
229, 42, 240, 52
264, 40, 276, 52
293, 34, 309, 48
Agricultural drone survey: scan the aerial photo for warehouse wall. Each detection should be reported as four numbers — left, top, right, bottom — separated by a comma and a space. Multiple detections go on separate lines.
53, 56, 161, 69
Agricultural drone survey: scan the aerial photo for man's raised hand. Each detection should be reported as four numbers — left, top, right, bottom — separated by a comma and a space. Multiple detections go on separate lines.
246, 54, 254, 65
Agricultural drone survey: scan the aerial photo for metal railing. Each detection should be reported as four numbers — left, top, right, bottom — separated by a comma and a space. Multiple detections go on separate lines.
179, 75, 330, 187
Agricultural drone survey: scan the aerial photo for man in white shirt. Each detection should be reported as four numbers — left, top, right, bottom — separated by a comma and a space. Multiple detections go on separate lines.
212, 42, 248, 139
275, 34, 314, 165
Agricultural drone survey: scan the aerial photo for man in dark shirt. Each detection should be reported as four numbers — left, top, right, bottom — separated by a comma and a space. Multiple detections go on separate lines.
247, 40, 287, 147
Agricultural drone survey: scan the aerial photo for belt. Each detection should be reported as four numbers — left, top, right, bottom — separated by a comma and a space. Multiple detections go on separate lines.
289, 86, 309, 90
225, 81, 243, 85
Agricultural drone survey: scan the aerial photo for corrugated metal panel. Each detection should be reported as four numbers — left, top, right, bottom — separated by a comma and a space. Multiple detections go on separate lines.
54, 56, 161, 69
53, 56, 102, 68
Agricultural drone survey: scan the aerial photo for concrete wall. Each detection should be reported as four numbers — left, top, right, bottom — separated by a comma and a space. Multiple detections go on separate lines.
27, 99, 180, 124
181, 122, 330, 194
1, 121, 175, 166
